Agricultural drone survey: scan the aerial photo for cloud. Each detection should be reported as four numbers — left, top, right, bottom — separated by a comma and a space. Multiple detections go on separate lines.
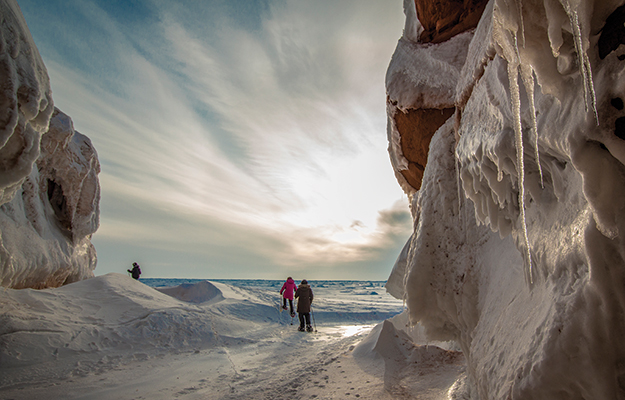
19, 0, 410, 279
377, 202, 413, 236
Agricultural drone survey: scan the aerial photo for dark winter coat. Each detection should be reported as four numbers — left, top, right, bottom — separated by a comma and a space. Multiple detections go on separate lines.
295, 284, 313, 313
280, 278, 297, 300
128, 265, 141, 280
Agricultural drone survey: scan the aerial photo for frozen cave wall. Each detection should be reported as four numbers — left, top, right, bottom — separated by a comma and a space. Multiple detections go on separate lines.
0, 0, 100, 289
386, 0, 489, 193
387, 0, 625, 398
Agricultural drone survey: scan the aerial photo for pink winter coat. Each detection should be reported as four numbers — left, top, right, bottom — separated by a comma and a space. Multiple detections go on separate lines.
280, 278, 297, 300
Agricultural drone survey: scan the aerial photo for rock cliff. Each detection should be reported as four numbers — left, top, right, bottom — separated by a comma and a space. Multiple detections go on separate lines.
0, 0, 100, 288
387, 0, 625, 398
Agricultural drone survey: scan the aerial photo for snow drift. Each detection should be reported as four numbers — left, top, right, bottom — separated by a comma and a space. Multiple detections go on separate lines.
387, 0, 625, 398
0, 274, 261, 388
0, 274, 405, 396
0, 0, 100, 289
156, 280, 225, 304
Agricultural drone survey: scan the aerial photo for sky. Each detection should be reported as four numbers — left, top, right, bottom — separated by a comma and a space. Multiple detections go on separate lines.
17, 0, 411, 280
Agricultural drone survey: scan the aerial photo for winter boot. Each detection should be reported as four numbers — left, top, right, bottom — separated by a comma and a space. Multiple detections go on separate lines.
282, 305, 287, 310
290, 312, 296, 318
298, 326, 305, 332
306, 325, 313, 332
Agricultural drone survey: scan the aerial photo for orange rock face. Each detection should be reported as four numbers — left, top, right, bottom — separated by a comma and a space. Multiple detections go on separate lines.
415, 0, 489, 44
386, 0, 487, 192
394, 108, 455, 190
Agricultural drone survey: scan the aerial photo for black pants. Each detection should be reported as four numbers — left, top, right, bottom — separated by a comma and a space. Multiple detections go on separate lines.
283, 298, 293, 313
298, 312, 311, 328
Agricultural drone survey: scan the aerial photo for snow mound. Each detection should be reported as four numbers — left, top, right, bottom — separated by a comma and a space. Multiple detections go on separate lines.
354, 319, 464, 395
0, 274, 407, 394
156, 280, 224, 304
0, 273, 266, 387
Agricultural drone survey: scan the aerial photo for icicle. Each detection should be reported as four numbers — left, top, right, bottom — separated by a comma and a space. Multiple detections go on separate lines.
455, 152, 463, 216
507, 59, 534, 285
559, 0, 599, 124
513, 28, 521, 65
520, 63, 544, 188
455, 152, 470, 243
493, 0, 534, 283
515, 0, 525, 48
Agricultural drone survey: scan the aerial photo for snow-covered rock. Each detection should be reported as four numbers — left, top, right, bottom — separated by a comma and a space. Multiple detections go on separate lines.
0, 0, 100, 289
387, 0, 625, 398
0, 0, 54, 205
386, 0, 475, 193
415, 0, 489, 44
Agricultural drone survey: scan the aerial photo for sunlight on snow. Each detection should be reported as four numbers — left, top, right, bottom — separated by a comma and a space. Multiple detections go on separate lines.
321, 324, 377, 338
339, 324, 376, 337
309, 324, 377, 341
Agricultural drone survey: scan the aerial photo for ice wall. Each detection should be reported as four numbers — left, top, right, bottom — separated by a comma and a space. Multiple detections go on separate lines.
387, 0, 625, 398
0, 0, 100, 288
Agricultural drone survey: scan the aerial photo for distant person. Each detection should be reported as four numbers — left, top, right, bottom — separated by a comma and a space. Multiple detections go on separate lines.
295, 279, 314, 332
279, 277, 297, 317
128, 262, 141, 280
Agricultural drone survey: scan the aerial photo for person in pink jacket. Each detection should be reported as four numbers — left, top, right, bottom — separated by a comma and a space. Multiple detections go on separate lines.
280, 277, 297, 317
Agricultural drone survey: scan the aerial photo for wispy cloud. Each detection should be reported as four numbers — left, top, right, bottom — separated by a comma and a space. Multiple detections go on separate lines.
19, 0, 409, 279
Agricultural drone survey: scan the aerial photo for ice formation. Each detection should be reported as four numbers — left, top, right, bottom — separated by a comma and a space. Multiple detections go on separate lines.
0, 0, 100, 288
386, 0, 625, 398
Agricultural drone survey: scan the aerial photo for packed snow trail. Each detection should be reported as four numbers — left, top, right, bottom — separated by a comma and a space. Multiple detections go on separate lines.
0, 323, 460, 400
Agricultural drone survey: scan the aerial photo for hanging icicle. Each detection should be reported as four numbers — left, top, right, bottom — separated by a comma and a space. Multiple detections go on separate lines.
488, 0, 600, 284
507, 59, 534, 285
493, 2, 534, 284
520, 63, 544, 188
559, 0, 599, 124
516, 0, 526, 48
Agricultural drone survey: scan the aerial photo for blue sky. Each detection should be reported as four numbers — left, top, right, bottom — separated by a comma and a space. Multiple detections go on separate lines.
18, 0, 411, 279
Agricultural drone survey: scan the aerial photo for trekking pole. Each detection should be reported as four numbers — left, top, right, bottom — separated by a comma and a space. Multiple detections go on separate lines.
311, 305, 317, 333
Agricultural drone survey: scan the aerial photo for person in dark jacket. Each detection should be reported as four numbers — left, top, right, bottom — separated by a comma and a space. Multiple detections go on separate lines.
128, 262, 141, 280
294, 279, 314, 332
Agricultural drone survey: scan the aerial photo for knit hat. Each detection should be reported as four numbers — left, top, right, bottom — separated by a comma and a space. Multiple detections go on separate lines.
301, 279, 308, 284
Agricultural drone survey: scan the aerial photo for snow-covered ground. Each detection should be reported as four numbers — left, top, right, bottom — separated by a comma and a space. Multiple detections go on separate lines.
0, 274, 464, 399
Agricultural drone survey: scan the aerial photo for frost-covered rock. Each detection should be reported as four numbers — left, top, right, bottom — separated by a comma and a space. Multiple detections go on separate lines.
415, 0, 489, 44
0, 0, 100, 289
386, 0, 475, 192
37, 109, 100, 243
0, 0, 54, 205
387, 0, 625, 398
1, 108, 100, 289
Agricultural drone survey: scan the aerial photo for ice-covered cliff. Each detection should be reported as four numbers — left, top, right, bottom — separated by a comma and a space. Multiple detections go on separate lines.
0, 0, 100, 289
387, 0, 625, 398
